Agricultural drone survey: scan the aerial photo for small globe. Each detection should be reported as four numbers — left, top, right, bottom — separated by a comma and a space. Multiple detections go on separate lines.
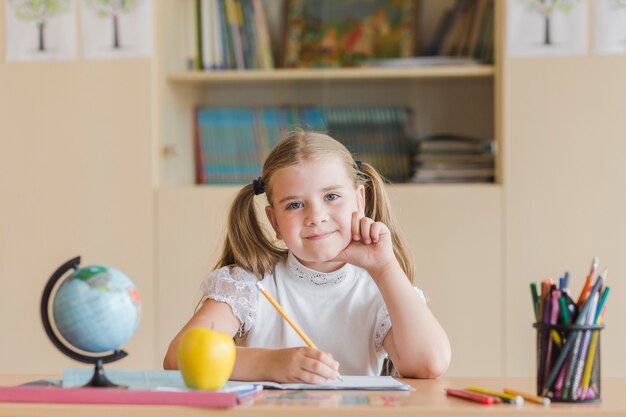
52, 265, 142, 353
41, 257, 142, 387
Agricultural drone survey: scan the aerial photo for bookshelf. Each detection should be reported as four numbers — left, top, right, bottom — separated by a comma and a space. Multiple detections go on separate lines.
156, 0, 500, 187
154, 0, 504, 377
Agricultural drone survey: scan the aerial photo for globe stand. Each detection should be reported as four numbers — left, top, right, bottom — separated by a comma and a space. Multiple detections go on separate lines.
41, 256, 130, 389
85, 359, 126, 388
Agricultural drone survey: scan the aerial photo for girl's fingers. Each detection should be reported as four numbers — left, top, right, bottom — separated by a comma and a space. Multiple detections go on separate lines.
306, 349, 339, 371
370, 221, 383, 243
352, 211, 361, 241
300, 354, 340, 382
359, 217, 373, 244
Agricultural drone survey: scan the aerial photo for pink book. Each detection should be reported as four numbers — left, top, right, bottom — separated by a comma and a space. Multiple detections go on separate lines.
0, 385, 258, 408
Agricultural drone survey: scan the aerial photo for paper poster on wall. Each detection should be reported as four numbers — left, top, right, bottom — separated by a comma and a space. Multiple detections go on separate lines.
507, 0, 588, 57
592, 0, 626, 54
80, 0, 153, 59
4, 0, 76, 62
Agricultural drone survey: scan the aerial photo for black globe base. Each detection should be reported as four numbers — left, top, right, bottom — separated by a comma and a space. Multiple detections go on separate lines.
84, 359, 127, 388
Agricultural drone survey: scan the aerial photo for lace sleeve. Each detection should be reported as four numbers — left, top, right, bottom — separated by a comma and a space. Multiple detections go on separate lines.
201, 266, 259, 335
374, 286, 427, 351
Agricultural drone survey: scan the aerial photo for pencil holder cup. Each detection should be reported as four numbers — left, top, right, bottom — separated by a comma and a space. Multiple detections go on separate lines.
534, 322, 604, 403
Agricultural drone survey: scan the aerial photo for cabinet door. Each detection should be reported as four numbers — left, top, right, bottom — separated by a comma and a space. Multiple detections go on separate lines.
388, 185, 502, 376
156, 187, 242, 360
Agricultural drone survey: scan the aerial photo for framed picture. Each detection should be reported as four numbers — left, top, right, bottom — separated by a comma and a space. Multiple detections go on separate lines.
282, 0, 418, 68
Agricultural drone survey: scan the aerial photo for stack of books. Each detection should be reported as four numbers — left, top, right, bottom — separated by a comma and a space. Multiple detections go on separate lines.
424, 0, 494, 64
194, 106, 413, 184
191, 0, 274, 70
410, 134, 495, 183
324, 107, 413, 183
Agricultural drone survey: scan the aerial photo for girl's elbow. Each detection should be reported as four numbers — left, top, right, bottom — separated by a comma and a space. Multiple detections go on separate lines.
426, 343, 452, 378
163, 355, 177, 370
422, 352, 451, 378
398, 348, 451, 379
163, 343, 180, 370
163, 357, 177, 370
423, 335, 452, 378
399, 361, 447, 379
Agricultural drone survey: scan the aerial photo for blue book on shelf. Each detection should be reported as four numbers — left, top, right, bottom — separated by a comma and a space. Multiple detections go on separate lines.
194, 104, 413, 184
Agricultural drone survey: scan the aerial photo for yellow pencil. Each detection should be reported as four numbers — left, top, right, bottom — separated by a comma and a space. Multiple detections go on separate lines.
503, 387, 550, 406
256, 282, 317, 348
256, 282, 343, 381
581, 314, 605, 394
466, 387, 524, 405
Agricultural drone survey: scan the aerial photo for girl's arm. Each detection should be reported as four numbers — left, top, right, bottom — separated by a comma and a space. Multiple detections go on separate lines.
373, 260, 451, 379
163, 299, 240, 370
336, 213, 451, 378
163, 299, 340, 382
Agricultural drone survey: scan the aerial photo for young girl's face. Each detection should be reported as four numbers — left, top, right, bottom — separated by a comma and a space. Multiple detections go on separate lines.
265, 157, 365, 273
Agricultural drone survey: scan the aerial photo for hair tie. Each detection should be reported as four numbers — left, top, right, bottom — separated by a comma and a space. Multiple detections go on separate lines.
252, 177, 265, 195
355, 160, 363, 171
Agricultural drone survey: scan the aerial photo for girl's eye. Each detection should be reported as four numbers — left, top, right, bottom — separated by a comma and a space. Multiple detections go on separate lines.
325, 193, 340, 201
287, 202, 303, 210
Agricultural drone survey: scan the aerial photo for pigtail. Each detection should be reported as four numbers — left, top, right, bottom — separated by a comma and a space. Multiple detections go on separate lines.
358, 162, 415, 284
214, 183, 286, 278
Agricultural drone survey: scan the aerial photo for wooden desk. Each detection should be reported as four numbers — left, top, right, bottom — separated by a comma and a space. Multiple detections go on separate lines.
0, 375, 623, 416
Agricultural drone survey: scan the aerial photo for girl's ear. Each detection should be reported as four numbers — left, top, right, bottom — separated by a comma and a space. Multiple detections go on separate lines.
265, 205, 282, 240
356, 184, 365, 216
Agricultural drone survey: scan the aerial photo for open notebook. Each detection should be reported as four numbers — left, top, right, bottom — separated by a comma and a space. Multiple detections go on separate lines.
62, 370, 410, 391
233, 376, 412, 391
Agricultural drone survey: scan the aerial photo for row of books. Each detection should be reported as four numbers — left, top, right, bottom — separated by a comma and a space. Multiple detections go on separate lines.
191, 0, 274, 70
410, 134, 496, 183
425, 0, 495, 63
194, 106, 414, 184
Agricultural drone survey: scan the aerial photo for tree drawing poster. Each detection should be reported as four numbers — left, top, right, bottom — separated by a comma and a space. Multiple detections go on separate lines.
507, 0, 588, 57
592, 0, 626, 54
4, 0, 77, 62
80, 0, 153, 59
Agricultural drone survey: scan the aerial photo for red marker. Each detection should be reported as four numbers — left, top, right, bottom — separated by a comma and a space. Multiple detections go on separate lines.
445, 388, 499, 405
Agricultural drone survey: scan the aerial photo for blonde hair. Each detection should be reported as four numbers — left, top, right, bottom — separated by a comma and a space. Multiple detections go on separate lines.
214, 130, 415, 283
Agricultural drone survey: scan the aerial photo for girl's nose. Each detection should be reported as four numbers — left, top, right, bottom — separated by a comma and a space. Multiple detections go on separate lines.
305, 204, 328, 226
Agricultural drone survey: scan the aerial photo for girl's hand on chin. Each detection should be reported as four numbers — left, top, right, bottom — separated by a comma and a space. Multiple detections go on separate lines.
331, 212, 395, 273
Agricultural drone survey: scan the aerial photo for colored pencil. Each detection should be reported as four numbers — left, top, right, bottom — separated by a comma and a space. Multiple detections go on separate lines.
466, 387, 523, 405
576, 258, 598, 308
445, 388, 498, 405
503, 387, 550, 406
542, 276, 604, 396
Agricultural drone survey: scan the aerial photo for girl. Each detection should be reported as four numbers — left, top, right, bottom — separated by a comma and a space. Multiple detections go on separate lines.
164, 131, 451, 382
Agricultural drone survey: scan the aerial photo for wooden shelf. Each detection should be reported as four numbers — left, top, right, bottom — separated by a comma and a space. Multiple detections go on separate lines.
158, 183, 501, 193
167, 65, 495, 84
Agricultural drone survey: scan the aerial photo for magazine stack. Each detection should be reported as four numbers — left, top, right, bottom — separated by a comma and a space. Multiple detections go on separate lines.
411, 134, 495, 183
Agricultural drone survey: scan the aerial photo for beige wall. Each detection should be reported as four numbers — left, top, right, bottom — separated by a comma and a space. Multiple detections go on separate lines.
503, 56, 626, 376
0, 3, 154, 373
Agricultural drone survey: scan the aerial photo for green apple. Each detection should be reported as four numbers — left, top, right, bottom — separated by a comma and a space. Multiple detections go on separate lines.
177, 327, 236, 391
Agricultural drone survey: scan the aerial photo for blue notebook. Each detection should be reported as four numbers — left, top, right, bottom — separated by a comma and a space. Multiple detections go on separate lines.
62, 369, 259, 394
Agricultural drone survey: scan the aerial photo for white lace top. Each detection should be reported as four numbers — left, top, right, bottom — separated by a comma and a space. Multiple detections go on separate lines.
201, 252, 425, 376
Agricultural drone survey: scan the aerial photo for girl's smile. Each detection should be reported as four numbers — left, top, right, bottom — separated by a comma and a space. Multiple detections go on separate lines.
305, 231, 335, 240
